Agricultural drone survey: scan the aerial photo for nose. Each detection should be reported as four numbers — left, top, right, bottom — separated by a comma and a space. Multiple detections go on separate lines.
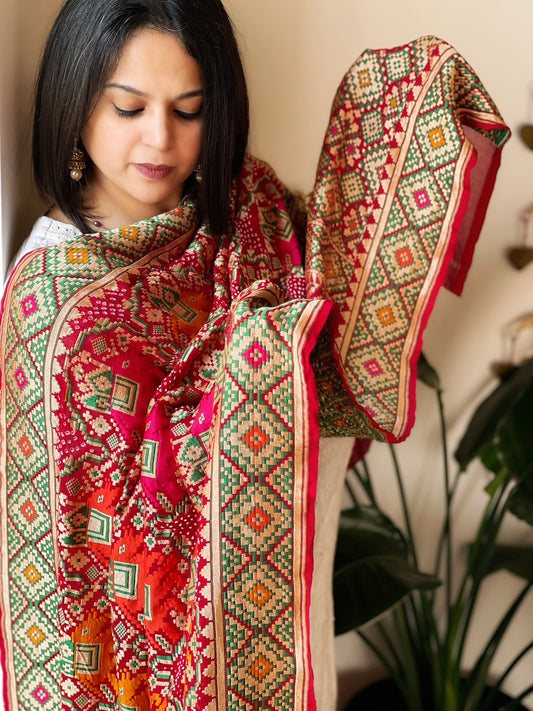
143, 108, 173, 151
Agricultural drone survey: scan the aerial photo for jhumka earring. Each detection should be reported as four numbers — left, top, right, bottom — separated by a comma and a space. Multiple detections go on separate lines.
68, 140, 86, 181
194, 162, 203, 183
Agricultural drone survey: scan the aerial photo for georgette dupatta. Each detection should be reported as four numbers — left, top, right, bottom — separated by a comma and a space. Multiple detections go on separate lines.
0, 37, 509, 711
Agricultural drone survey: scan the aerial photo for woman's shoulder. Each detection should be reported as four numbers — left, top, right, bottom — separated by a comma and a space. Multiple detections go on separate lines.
11, 215, 80, 270
23, 214, 79, 250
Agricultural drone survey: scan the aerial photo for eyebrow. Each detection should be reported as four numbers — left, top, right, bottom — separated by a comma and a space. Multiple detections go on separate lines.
104, 82, 204, 99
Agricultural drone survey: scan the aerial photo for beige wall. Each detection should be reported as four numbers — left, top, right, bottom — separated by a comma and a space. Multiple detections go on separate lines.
0, 0, 63, 278
0, 0, 532, 708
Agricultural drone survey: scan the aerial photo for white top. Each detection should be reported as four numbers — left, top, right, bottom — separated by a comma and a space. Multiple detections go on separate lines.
12, 215, 81, 268
14, 215, 352, 711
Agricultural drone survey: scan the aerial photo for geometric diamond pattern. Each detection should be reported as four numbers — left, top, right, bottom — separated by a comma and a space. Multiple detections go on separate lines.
308, 35, 510, 441
0, 36, 510, 711
217, 295, 326, 708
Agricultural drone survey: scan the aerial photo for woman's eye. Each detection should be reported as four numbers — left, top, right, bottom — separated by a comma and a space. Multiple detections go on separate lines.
174, 109, 202, 121
112, 105, 201, 120
114, 106, 143, 118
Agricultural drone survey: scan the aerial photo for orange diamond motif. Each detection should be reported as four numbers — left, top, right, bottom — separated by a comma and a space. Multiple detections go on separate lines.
27, 625, 45, 645
66, 247, 88, 263
245, 505, 271, 532
428, 126, 445, 148
358, 69, 371, 87
23, 564, 41, 585
243, 425, 269, 453
18, 435, 33, 457
377, 306, 394, 325
246, 582, 273, 607
395, 246, 413, 267
21, 500, 37, 522
249, 654, 273, 680
119, 225, 139, 241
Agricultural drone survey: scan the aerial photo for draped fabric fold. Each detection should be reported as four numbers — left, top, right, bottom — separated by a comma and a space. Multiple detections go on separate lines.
0, 36, 509, 711
308, 35, 510, 442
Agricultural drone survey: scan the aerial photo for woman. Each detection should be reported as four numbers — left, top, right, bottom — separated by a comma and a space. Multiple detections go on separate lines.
0, 0, 510, 709
19, 0, 248, 258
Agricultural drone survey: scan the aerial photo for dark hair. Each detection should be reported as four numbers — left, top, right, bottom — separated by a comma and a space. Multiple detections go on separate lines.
32, 0, 249, 235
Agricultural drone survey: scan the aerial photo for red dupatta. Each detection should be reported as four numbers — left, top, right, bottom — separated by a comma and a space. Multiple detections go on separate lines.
0, 36, 509, 711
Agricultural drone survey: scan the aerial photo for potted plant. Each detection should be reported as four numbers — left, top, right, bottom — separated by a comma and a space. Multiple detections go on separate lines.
334, 354, 533, 711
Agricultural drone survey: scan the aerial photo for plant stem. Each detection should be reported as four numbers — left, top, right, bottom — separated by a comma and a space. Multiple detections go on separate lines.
349, 458, 376, 505
499, 684, 533, 711
375, 620, 404, 671
451, 476, 507, 623
479, 640, 533, 711
344, 474, 359, 507
436, 387, 452, 632
389, 444, 418, 569
361, 456, 376, 503
433, 468, 462, 578
464, 581, 532, 710
454, 483, 517, 708
428, 384, 454, 708
393, 606, 423, 710
389, 442, 438, 708
445, 478, 507, 696
357, 628, 409, 697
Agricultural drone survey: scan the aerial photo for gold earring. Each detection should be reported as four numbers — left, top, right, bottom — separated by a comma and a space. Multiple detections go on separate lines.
68, 140, 86, 181
194, 162, 203, 183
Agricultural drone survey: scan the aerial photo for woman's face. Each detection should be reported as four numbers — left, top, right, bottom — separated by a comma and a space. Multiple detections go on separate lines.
81, 28, 203, 225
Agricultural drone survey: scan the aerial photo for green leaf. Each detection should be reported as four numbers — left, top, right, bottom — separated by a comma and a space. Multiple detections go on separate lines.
454, 357, 533, 470
333, 506, 440, 634
333, 555, 441, 634
486, 544, 533, 581
334, 505, 408, 569
417, 351, 440, 390
496, 382, 533, 479
479, 441, 502, 476
507, 477, 533, 526
484, 467, 509, 497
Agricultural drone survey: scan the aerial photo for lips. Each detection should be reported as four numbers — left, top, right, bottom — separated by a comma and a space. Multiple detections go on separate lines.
133, 163, 174, 179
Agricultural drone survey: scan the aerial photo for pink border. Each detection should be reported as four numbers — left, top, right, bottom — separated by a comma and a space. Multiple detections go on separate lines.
298, 299, 333, 711
397, 141, 506, 443
329, 139, 505, 445
444, 146, 504, 296
0, 607, 8, 711
0, 269, 14, 711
